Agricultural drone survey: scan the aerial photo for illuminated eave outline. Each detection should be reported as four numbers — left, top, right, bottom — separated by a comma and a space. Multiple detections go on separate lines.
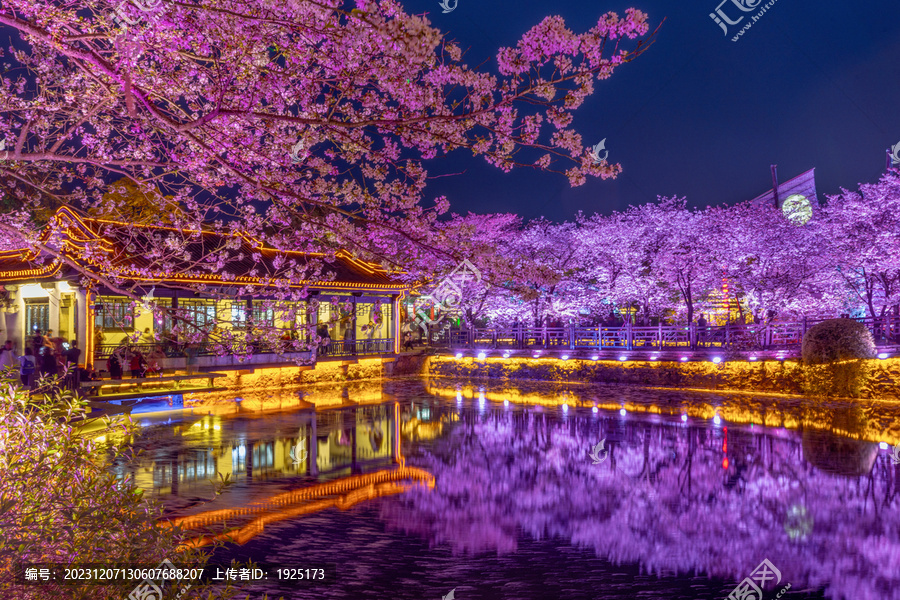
51, 206, 397, 278
11, 207, 407, 291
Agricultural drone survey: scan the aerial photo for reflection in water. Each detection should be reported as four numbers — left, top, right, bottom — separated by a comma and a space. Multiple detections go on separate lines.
116, 378, 900, 600
801, 405, 880, 477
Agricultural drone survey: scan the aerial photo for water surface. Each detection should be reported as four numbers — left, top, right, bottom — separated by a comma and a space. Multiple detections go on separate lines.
116, 378, 900, 600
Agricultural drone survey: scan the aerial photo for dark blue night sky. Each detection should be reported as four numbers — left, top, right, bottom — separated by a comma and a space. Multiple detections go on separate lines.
400, 0, 900, 220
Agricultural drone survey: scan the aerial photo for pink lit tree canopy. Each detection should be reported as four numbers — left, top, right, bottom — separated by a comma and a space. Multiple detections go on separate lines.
459, 174, 900, 327
0, 0, 655, 282
3, 0, 898, 332
821, 175, 900, 319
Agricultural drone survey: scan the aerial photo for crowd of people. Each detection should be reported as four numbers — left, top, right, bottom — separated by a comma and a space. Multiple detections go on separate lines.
0, 329, 83, 388
0, 329, 172, 388
106, 338, 165, 380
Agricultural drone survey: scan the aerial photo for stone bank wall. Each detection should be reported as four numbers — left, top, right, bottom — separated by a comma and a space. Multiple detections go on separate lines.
185, 354, 430, 410
424, 356, 900, 400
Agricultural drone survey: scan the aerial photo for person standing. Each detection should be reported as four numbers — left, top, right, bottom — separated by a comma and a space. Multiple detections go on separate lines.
62, 340, 83, 387
31, 329, 44, 358
0, 340, 18, 375
64, 340, 82, 367
39, 346, 58, 378
94, 326, 105, 353
129, 351, 146, 378
19, 348, 36, 388
146, 346, 165, 376
43, 329, 54, 352
315, 324, 331, 357
49, 330, 64, 358
108, 344, 125, 380
697, 314, 707, 348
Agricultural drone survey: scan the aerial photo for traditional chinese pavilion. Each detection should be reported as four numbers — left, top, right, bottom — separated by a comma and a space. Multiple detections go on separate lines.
0, 207, 408, 371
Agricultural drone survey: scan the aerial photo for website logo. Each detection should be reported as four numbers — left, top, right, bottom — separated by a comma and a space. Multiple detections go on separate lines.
590, 139, 608, 163
711, 0, 777, 41
726, 559, 791, 600
290, 436, 308, 466
588, 439, 609, 464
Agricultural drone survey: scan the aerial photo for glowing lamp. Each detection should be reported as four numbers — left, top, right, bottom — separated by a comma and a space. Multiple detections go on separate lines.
502, 352, 510, 358
455, 352, 463, 359
477, 351, 486, 360
712, 357, 722, 364
591, 355, 599, 361
533, 354, 541, 359
592, 406, 599, 413
879, 442, 889, 450
456, 392, 462, 403
503, 399, 510, 407
650, 355, 658, 360
878, 352, 889, 359
749, 356, 758, 361
618, 355, 627, 361
681, 414, 688, 422
619, 408, 626, 416
680, 356, 688, 362
562, 404, 569, 413
561, 354, 569, 360
713, 415, 721, 426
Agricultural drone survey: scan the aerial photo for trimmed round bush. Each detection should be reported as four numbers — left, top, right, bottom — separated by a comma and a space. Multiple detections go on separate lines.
801, 318, 875, 365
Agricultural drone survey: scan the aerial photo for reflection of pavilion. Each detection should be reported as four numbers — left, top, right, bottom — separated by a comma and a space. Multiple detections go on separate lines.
132, 402, 403, 497
132, 401, 435, 547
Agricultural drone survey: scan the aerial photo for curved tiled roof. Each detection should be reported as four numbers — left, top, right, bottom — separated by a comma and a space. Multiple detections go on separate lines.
0, 207, 406, 292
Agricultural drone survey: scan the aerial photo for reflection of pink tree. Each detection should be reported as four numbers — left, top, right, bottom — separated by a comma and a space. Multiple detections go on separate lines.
381, 412, 900, 600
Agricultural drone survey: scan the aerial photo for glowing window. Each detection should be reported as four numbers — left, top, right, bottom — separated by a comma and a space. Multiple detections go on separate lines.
782, 194, 812, 225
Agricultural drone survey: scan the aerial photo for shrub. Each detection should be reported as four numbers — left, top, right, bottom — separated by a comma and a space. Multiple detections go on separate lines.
0, 377, 258, 600
801, 318, 876, 365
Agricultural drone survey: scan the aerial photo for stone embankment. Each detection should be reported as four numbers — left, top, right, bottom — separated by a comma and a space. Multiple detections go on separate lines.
424, 355, 900, 400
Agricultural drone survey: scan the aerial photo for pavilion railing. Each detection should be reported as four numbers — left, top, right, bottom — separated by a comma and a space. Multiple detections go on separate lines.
95, 338, 395, 360
428, 315, 900, 352
317, 338, 394, 358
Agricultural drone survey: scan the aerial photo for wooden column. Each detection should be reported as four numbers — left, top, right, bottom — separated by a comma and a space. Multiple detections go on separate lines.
85, 287, 96, 371
350, 295, 358, 355
393, 294, 401, 354
308, 418, 318, 477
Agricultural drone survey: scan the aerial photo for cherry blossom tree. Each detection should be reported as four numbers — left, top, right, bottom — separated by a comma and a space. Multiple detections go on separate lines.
0, 0, 657, 292
620, 197, 720, 324
405, 212, 522, 329
821, 172, 900, 320
484, 219, 601, 327
706, 201, 840, 322
577, 209, 677, 324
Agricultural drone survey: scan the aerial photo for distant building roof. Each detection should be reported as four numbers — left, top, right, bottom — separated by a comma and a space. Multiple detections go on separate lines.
748, 168, 818, 209
0, 207, 406, 293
